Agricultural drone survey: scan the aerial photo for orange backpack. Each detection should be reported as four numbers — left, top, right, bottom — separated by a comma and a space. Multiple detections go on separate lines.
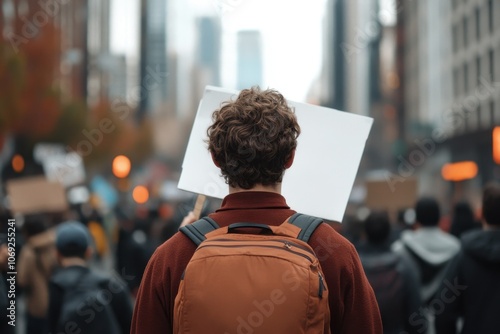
174, 213, 331, 334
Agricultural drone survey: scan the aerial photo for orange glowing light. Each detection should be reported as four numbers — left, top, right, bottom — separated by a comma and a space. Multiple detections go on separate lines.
112, 155, 131, 178
12, 154, 25, 173
493, 127, 500, 164
133, 185, 149, 204
441, 161, 478, 182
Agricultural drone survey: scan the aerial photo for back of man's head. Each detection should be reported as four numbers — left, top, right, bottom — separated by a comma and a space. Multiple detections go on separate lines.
482, 182, 500, 226
56, 221, 91, 259
364, 211, 391, 244
207, 87, 301, 189
415, 197, 441, 227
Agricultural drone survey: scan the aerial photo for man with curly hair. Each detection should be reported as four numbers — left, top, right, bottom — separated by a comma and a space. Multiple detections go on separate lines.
131, 87, 382, 334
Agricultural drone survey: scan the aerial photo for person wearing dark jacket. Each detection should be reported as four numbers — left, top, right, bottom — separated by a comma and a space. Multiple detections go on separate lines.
435, 183, 500, 334
392, 197, 460, 334
48, 221, 133, 334
449, 201, 480, 238
359, 211, 423, 334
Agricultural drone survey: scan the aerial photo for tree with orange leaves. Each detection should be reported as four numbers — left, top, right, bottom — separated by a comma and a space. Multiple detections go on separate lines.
0, 10, 62, 139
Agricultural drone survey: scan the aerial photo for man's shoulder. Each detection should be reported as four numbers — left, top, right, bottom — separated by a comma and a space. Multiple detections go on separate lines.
149, 232, 198, 270
309, 222, 359, 264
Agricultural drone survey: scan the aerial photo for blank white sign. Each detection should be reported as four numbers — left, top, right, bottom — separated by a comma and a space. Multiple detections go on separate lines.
178, 86, 373, 222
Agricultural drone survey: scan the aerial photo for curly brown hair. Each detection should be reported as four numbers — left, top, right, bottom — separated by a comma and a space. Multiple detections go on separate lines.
207, 87, 301, 189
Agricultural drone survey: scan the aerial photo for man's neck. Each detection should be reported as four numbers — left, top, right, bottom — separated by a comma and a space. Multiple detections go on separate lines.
229, 183, 281, 194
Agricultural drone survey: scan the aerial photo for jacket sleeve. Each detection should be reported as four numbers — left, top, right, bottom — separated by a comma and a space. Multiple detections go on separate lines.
338, 244, 383, 334
131, 249, 172, 334
313, 224, 383, 334
107, 276, 133, 334
434, 252, 463, 334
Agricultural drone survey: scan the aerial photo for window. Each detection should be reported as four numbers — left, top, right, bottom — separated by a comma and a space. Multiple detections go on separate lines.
488, 0, 494, 33
453, 68, 460, 97
477, 104, 481, 130
489, 49, 495, 81
453, 24, 458, 51
491, 101, 496, 124
475, 7, 481, 40
463, 16, 468, 48
464, 63, 469, 93
476, 56, 481, 86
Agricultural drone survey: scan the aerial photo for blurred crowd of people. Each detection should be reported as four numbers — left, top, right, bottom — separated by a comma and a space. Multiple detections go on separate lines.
0, 181, 499, 334
353, 184, 500, 334
0, 194, 219, 334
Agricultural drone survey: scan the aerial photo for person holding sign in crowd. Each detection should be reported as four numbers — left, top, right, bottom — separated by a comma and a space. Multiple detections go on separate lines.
131, 87, 382, 334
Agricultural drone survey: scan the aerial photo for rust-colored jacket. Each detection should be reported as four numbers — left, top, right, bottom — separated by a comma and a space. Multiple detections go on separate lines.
131, 192, 382, 333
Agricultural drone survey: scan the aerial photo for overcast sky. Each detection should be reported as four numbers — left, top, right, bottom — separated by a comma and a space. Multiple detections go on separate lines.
110, 0, 395, 102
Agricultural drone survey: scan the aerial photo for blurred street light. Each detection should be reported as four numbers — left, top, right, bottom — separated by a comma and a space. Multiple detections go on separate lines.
112, 155, 131, 178
441, 161, 478, 182
133, 185, 149, 204
12, 154, 24, 173
493, 127, 500, 165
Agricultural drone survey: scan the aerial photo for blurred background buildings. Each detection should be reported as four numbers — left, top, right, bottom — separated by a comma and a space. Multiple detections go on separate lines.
0, 0, 499, 218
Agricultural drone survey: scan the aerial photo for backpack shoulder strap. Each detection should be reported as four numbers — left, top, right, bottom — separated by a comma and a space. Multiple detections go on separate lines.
179, 217, 220, 246
288, 213, 323, 243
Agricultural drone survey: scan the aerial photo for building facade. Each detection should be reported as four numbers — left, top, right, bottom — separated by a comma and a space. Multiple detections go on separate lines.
398, 0, 500, 202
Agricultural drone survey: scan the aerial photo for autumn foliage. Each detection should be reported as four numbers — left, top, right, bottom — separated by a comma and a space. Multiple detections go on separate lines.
0, 5, 152, 167
0, 14, 62, 139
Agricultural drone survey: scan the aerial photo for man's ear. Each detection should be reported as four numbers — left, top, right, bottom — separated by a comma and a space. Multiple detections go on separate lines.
284, 150, 295, 169
211, 151, 221, 168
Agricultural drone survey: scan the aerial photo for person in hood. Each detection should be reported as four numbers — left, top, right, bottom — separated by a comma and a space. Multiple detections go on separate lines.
392, 197, 460, 334
435, 183, 500, 334
393, 198, 460, 303
358, 211, 422, 334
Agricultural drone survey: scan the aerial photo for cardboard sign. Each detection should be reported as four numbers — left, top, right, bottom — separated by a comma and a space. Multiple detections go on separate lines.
178, 86, 373, 221
365, 178, 418, 212
6, 176, 68, 214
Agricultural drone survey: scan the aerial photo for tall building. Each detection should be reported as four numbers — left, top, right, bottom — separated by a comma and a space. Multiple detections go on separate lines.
87, 0, 111, 105
191, 16, 221, 104
398, 0, 500, 197
446, 0, 500, 183
197, 16, 221, 86
1, 0, 112, 103
320, 0, 384, 176
236, 30, 263, 90
320, 0, 346, 110
107, 54, 128, 99
55, 0, 89, 101
320, 0, 381, 116
139, 0, 168, 119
